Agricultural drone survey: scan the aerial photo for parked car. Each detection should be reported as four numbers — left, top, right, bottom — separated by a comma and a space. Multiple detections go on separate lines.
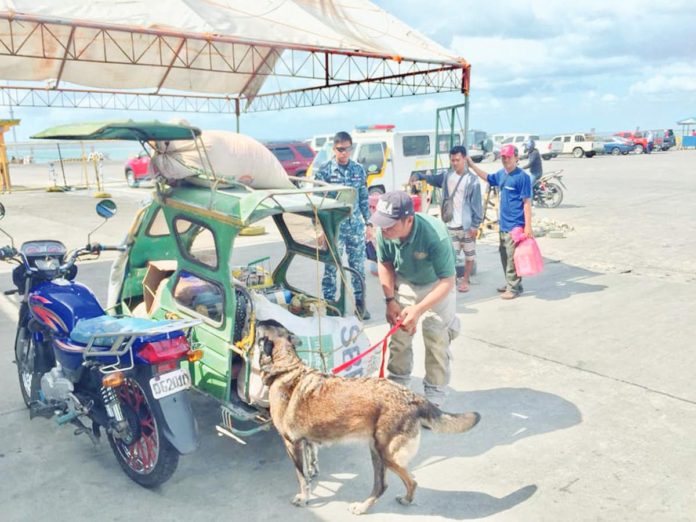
601, 136, 635, 155
551, 133, 605, 158
265, 141, 316, 179
651, 129, 676, 151
613, 131, 649, 154
124, 152, 151, 187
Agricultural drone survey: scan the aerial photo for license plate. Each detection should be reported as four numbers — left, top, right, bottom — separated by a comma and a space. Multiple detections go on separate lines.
149, 368, 191, 399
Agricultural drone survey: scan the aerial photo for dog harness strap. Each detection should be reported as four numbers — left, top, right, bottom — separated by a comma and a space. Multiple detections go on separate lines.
332, 319, 403, 377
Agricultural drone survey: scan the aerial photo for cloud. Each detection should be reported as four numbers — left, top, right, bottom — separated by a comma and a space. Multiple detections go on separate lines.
398, 98, 440, 115
628, 63, 696, 95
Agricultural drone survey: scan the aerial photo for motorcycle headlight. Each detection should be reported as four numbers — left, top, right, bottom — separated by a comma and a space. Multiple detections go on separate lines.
34, 257, 60, 271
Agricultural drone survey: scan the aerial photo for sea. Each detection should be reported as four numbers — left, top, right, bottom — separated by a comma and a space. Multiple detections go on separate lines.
5, 141, 143, 164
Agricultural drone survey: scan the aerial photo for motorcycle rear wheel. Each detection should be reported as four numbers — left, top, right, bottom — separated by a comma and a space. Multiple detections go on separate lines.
14, 327, 41, 408
542, 182, 564, 208
108, 373, 179, 488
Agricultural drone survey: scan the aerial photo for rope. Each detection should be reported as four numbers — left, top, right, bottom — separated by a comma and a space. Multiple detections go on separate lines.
331, 319, 403, 378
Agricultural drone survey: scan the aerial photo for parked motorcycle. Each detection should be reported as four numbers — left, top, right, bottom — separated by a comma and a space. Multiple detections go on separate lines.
533, 170, 566, 208
0, 200, 200, 488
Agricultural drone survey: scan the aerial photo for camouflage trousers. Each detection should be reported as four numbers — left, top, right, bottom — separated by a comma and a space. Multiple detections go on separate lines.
322, 217, 366, 302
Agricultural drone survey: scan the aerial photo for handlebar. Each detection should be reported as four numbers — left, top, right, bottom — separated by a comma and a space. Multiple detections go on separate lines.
60, 243, 127, 271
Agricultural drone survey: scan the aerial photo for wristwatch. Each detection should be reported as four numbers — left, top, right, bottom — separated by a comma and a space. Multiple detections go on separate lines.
385, 296, 396, 304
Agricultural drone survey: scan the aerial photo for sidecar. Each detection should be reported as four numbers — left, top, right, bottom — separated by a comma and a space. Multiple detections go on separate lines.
34, 121, 380, 441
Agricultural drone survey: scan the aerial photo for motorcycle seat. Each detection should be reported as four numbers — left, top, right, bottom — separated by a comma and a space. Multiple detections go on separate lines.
70, 315, 174, 347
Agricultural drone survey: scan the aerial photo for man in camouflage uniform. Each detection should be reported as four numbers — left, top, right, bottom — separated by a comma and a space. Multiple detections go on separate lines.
314, 131, 372, 319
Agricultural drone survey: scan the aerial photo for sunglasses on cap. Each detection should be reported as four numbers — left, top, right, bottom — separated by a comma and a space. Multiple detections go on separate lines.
334, 146, 353, 153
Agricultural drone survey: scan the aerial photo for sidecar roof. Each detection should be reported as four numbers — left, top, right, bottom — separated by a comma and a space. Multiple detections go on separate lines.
158, 181, 355, 227
31, 121, 201, 141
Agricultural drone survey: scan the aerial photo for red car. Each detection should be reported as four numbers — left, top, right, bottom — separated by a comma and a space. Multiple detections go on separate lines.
124, 152, 151, 187
265, 141, 315, 179
614, 131, 649, 154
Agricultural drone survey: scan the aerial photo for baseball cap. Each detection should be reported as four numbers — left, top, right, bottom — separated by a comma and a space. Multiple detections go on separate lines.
369, 191, 415, 228
500, 144, 518, 157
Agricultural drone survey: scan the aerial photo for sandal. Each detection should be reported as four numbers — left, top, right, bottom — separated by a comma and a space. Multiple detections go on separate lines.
457, 281, 470, 293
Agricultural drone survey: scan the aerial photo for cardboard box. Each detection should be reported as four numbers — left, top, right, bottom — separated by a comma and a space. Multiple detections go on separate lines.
143, 260, 177, 314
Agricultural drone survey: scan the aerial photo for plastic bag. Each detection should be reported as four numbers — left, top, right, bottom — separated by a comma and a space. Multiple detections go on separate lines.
513, 236, 544, 276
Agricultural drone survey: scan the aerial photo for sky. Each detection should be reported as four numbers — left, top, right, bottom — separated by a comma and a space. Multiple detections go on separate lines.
4, 0, 696, 141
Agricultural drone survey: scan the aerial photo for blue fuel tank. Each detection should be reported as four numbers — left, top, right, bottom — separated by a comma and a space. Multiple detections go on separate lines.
29, 280, 105, 335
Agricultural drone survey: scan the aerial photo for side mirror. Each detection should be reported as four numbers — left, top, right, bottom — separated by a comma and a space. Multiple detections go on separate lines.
0, 202, 14, 248
88, 200, 117, 246
96, 200, 117, 219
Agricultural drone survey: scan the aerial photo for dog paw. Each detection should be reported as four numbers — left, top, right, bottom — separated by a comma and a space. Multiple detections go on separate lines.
396, 495, 413, 506
348, 502, 369, 515
291, 494, 309, 507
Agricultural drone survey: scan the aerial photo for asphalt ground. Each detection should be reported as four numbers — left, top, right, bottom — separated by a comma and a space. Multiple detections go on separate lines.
0, 150, 694, 521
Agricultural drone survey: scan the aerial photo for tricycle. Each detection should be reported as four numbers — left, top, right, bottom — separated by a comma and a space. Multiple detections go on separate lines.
32, 121, 380, 443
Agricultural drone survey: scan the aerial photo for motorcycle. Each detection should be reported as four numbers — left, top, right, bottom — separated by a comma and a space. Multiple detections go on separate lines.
533, 169, 566, 208
0, 200, 200, 488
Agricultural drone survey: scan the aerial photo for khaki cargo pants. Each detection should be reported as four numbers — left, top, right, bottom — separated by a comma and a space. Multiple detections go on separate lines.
387, 278, 460, 405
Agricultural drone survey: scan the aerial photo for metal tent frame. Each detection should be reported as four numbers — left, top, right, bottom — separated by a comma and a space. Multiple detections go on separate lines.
0, 12, 470, 123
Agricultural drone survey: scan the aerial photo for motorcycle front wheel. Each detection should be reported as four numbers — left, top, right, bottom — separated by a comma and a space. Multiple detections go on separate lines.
542, 182, 564, 208
108, 373, 179, 488
14, 327, 41, 408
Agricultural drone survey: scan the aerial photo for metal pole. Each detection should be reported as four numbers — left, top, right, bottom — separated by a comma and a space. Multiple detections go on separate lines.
463, 93, 470, 149
235, 98, 241, 133
56, 143, 68, 187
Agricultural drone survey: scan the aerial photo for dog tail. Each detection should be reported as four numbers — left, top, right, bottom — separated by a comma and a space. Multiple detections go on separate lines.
419, 402, 480, 434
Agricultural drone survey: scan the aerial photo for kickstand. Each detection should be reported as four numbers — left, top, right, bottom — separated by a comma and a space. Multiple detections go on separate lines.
71, 417, 100, 445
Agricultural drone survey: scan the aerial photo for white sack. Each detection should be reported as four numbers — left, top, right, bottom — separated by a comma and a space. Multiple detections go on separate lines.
150, 130, 294, 189
238, 294, 380, 407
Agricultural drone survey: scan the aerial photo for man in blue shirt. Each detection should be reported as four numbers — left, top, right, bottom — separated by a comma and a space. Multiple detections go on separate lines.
467, 144, 533, 299
314, 131, 373, 318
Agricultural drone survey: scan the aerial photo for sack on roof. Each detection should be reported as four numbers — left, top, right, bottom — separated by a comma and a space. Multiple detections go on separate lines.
149, 130, 294, 189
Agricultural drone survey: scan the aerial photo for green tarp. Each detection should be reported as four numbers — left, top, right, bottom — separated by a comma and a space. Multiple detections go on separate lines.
31, 120, 201, 141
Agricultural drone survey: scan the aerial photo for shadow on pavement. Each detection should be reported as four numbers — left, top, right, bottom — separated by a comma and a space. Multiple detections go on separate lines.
422, 387, 582, 459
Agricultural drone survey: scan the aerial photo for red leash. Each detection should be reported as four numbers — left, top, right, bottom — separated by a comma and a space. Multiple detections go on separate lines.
332, 319, 403, 377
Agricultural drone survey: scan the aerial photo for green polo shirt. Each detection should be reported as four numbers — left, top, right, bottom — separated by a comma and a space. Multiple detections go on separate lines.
376, 213, 455, 285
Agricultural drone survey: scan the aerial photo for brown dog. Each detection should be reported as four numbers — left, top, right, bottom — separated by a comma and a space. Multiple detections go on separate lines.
257, 319, 480, 515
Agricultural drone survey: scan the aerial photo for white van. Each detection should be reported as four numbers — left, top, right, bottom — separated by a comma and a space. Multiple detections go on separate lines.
351, 126, 484, 194
308, 126, 484, 195
308, 134, 334, 152
495, 133, 562, 160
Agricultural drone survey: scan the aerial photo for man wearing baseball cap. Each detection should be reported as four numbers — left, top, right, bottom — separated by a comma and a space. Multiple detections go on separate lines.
467, 144, 533, 299
370, 191, 459, 406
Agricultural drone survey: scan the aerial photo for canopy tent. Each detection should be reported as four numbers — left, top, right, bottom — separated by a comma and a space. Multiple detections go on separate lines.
677, 117, 696, 147
0, 0, 469, 116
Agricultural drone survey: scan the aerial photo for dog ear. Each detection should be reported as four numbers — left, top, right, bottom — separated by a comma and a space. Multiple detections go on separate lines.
261, 337, 275, 357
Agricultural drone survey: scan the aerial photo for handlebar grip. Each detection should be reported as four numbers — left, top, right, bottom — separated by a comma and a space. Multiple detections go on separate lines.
0, 246, 16, 259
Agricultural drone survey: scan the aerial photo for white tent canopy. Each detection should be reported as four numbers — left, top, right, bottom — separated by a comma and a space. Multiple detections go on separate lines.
0, 0, 467, 113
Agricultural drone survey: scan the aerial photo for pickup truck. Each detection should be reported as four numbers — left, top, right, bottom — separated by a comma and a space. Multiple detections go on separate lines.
497, 133, 563, 160
614, 131, 649, 154
551, 133, 605, 158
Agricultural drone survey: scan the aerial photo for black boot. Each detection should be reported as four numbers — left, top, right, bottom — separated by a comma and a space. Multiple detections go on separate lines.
356, 299, 371, 321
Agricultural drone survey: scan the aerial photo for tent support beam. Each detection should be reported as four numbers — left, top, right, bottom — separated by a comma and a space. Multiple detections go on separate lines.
155, 38, 187, 95
54, 25, 75, 89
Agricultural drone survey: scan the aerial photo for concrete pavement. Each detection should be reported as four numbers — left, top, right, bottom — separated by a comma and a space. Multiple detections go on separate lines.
0, 150, 694, 521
